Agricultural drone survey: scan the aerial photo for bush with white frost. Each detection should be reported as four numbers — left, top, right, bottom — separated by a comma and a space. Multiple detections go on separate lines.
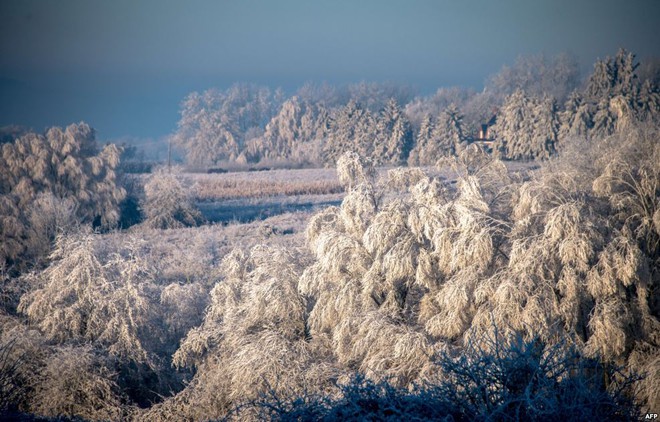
243, 333, 639, 421
336, 150, 377, 190
144, 245, 333, 421
140, 170, 203, 229
29, 345, 125, 421
18, 229, 159, 366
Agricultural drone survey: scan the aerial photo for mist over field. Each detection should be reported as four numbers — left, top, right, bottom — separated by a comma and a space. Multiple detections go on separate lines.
2, 1, 660, 420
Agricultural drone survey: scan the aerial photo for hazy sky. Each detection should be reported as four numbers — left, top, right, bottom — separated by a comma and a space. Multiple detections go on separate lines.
1, 0, 659, 140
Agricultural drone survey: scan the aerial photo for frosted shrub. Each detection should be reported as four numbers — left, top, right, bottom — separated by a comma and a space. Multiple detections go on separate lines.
0, 315, 47, 413
160, 282, 208, 340
336, 151, 376, 190
591, 127, 660, 254
386, 167, 427, 192
152, 244, 328, 421
435, 332, 639, 420
30, 345, 124, 421
243, 333, 639, 421
140, 170, 203, 229
18, 228, 159, 366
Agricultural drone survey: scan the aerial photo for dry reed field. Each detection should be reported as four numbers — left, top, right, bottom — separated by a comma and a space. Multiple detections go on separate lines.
189, 168, 344, 201
187, 163, 537, 202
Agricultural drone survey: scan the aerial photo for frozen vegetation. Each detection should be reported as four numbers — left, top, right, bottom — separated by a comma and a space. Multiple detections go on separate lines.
0, 49, 659, 420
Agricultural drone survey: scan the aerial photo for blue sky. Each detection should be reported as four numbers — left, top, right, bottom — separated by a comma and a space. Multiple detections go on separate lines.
1, 0, 659, 140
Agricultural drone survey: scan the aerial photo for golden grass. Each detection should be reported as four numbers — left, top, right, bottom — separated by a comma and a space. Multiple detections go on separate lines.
182, 168, 345, 201
194, 178, 343, 201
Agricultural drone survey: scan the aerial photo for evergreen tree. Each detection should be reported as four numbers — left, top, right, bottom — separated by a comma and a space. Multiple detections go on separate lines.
584, 49, 640, 102
322, 100, 375, 165
580, 49, 643, 140
409, 106, 465, 165
559, 91, 593, 139
531, 97, 559, 158
372, 99, 413, 165
493, 90, 558, 160
433, 105, 465, 157
637, 79, 660, 122
492, 90, 529, 159
591, 98, 617, 139
407, 114, 435, 166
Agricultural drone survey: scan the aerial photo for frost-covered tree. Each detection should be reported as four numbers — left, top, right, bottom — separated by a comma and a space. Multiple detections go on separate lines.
173, 91, 239, 166
372, 98, 414, 165
143, 245, 328, 421
638, 79, 660, 123
407, 114, 435, 166
440, 106, 466, 154
559, 91, 593, 140
491, 90, 529, 158
531, 97, 560, 156
404, 87, 475, 131
173, 84, 283, 167
435, 106, 466, 156
295, 147, 513, 390
347, 82, 415, 113
322, 100, 376, 165
0, 123, 125, 269
492, 90, 558, 160
408, 106, 466, 165
139, 170, 203, 230
591, 98, 618, 139
492, 127, 660, 410
29, 345, 125, 421
562, 49, 660, 142
249, 96, 329, 164
586, 49, 639, 103
487, 52, 580, 103
18, 229, 160, 366
459, 53, 579, 133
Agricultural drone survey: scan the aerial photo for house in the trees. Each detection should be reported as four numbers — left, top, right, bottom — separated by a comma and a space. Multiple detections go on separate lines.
472, 114, 497, 151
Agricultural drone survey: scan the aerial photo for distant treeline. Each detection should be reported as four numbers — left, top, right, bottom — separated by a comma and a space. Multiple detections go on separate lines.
172, 49, 660, 167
